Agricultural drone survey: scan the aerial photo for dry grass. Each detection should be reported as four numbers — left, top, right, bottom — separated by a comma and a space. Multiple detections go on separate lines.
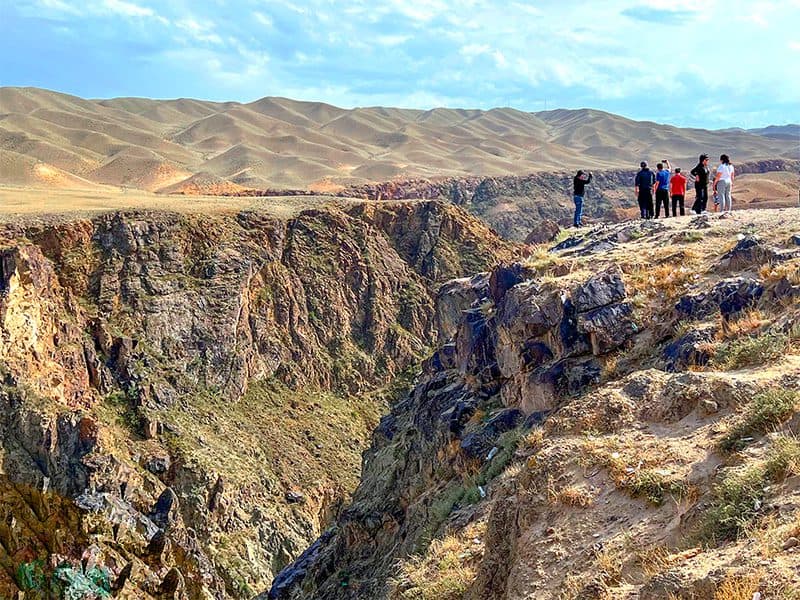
0, 185, 337, 221
712, 571, 763, 600
719, 389, 799, 452
579, 436, 688, 506
711, 331, 790, 370
388, 522, 485, 600
549, 483, 596, 507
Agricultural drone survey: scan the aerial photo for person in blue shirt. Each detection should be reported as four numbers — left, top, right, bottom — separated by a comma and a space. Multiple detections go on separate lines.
654, 159, 671, 218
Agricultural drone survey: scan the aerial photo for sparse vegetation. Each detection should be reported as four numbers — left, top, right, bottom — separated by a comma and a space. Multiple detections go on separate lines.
699, 435, 800, 544
711, 331, 789, 370
720, 389, 799, 452
389, 522, 485, 600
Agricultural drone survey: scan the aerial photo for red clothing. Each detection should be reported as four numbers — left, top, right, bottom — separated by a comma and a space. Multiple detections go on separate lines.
670, 173, 687, 195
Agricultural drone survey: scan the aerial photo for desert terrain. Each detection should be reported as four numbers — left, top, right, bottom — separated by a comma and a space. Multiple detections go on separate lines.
1, 87, 796, 194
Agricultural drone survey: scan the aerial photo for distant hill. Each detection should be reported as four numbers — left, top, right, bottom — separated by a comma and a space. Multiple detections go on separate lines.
0, 87, 796, 192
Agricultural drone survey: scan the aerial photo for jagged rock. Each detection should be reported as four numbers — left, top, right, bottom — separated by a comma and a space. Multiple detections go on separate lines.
285, 491, 305, 504
460, 408, 524, 459
791, 234, 800, 246
76, 491, 160, 542
435, 273, 490, 343
440, 398, 478, 435
664, 328, 714, 371
267, 530, 335, 600
144, 453, 171, 475
551, 235, 582, 251
423, 342, 457, 372
676, 277, 764, 320
572, 266, 626, 312
160, 567, 184, 595
488, 263, 530, 303
150, 488, 180, 531
524, 219, 561, 245
577, 302, 635, 355
455, 309, 499, 384
719, 234, 776, 269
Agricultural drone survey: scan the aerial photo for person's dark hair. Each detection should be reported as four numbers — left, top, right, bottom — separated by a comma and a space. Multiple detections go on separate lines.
576, 170, 584, 176
699, 153, 708, 161
657, 162, 663, 170
640, 161, 647, 168
675, 167, 681, 173
720, 154, 730, 164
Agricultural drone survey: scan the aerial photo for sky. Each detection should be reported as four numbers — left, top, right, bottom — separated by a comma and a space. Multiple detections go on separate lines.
2, 0, 799, 129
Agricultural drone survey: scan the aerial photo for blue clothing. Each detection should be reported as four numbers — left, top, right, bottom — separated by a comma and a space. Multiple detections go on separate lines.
655, 169, 670, 193
573, 194, 584, 227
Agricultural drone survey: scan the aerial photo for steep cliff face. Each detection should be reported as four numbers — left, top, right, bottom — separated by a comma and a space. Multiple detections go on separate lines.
231, 160, 800, 241
272, 209, 800, 599
0, 200, 514, 599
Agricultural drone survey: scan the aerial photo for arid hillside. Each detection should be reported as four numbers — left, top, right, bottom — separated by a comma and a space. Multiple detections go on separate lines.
0, 87, 796, 193
270, 207, 800, 599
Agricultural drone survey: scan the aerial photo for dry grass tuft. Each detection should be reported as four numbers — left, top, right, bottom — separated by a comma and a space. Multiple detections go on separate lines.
389, 522, 485, 600
549, 483, 596, 507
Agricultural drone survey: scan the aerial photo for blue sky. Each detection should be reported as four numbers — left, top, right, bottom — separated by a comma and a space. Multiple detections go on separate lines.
2, 0, 799, 128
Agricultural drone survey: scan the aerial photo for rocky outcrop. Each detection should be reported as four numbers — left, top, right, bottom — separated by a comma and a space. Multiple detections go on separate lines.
269, 256, 638, 598
0, 201, 514, 599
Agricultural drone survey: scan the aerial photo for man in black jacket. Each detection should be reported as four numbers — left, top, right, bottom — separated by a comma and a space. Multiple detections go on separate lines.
634, 161, 656, 219
572, 170, 593, 227
690, 154, 710, 214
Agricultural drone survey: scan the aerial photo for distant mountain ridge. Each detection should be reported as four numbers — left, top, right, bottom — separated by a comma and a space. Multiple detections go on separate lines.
0, 86, 797, 193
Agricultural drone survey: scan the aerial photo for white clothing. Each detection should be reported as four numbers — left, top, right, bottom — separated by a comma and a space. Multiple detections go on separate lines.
716, 163, 734, 182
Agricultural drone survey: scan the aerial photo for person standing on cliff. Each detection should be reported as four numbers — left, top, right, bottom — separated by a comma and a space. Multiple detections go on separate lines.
690, 154, 710, 214
712, 154, 735, 213
654, 159, 671, 218
670, 167, 687, 216
572, 170, 593, 227
634, 161, 656, 219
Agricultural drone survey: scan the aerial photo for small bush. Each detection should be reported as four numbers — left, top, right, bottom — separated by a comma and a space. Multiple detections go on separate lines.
700, 436, 800, 544
712, 332, 789, 370
720, 389, 799, 452
626, 470, 689, 506
550, 484, 595, 507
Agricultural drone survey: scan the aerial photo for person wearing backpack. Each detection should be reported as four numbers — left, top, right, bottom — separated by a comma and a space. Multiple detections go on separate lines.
572, 170, 593, 227
690, 154, 710, 214
712, 154, 735, 213
654, 159, 671, 218
670, 167, 687, 216
634, 161, 656, 219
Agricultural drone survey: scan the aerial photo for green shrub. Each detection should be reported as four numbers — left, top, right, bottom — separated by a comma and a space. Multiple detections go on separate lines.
712, 332, 789, 370
720, 389, 799, 452
626, 470, 689, 506
699, 435, 800, 544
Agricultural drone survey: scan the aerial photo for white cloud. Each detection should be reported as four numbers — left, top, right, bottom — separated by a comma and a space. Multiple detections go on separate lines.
375, 34, 411, 46
101, 0, 153, 18
790, 41, 800, 50
176, 18, 223, 45
253, 12, 274, 27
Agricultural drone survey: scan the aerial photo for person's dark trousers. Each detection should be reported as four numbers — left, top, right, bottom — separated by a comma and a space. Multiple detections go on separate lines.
655, 189, 670, 218
672, 194, 685, 216
692, 185, 708, 213
638, 192, 653, 219
573, 194, 584, 227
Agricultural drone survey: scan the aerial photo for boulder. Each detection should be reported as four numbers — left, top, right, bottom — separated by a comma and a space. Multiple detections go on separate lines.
676, 277, 764, 320
718, 234, 776, 269
572, 266, 626, 312
435, 273, 490, 343
460, 408, 524, 459
663, 328, 714, 372
488, 263, 530, 304
524, 219, 561, 245
577, 302, 636, 354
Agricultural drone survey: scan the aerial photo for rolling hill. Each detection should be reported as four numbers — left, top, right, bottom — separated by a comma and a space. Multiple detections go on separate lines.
0, 87, 796, 193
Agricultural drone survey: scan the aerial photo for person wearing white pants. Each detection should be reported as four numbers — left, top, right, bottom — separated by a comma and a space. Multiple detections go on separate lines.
713, 154, 735, 212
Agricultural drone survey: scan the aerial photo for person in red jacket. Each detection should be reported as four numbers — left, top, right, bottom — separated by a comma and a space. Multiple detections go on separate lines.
670, 167, 687, 216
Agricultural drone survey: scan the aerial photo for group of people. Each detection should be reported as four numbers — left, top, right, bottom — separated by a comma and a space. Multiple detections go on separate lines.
571, 154, 735, 227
